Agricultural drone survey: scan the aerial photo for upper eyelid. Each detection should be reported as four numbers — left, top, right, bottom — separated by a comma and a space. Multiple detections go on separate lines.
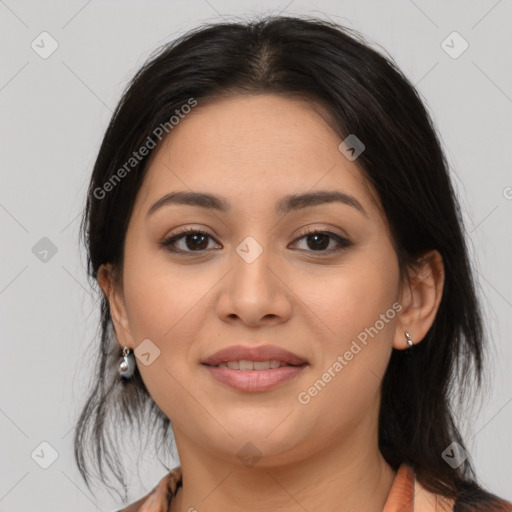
168, 222, 349, 238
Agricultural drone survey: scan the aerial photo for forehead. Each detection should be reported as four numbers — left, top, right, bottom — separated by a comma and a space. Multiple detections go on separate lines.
135, 94, 381, 221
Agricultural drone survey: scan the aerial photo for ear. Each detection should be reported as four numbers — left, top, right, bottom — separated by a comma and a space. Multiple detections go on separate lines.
393, 250, 445, 350
97, 263, 135, 350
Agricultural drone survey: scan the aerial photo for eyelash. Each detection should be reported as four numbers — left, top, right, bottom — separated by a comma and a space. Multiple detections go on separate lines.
159, 227, 352, 255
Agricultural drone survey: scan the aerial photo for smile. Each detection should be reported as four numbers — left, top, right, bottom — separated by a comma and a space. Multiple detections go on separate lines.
208, 360, 299, 370
202, 362, 308, 391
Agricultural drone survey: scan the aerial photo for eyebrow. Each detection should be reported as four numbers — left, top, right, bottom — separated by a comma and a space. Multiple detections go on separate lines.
146, 190, 368, 218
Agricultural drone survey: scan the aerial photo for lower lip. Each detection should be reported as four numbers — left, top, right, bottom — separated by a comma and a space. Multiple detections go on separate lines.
202, 364, 307, 392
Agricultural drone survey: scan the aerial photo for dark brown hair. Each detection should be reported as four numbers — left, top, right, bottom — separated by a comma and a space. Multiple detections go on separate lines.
75, 15, 508, 509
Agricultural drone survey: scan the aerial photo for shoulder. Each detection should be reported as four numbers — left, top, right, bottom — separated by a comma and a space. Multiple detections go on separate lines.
114, 466, 183, 512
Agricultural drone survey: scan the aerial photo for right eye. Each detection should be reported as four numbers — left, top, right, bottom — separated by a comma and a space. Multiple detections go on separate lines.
159, 228, 221, 254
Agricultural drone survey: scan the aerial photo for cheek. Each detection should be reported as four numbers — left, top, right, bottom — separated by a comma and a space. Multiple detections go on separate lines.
120, 256, 203, 420
292, 246, 399, 413
120, 245, 180, 367
122, 241, 206, 339
293, 246, 400, 348
121, 243, 220, 399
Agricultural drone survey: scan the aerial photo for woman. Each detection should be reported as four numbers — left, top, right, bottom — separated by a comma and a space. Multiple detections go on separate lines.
74, 15, 512, 512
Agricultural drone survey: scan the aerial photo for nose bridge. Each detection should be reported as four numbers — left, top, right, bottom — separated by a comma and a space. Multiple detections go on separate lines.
231, 234, 273, 297
217, 232, 292, 325
235, 235, 266, 266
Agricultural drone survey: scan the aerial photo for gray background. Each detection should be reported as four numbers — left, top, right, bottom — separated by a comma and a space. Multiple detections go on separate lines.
1, 0, 511, 510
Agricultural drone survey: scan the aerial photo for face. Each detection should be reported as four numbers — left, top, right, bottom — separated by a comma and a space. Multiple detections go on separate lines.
106, 94, 408, 466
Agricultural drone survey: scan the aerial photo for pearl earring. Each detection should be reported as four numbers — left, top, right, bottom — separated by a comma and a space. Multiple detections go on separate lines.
405, 332, 413, 347
119, 346, 135, 379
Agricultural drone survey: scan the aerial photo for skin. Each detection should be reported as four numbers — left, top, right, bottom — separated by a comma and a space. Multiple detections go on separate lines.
98, 94, 445, 512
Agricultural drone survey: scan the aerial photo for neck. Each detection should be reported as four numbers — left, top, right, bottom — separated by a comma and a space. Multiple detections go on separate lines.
169, 414, 396, 512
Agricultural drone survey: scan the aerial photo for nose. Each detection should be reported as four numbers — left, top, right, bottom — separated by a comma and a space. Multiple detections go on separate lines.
216, 239, 293, 327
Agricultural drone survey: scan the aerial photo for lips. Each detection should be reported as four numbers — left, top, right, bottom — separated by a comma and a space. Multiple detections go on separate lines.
201, 345, 307, 367
201, 344, 308, 392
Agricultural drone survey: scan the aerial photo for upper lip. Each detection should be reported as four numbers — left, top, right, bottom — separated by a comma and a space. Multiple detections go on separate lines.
201, 345, 308, 366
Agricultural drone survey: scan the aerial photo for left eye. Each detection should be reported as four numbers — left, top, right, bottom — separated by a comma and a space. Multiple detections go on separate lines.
159, 229, 351, 254
293, 230, 352, 252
